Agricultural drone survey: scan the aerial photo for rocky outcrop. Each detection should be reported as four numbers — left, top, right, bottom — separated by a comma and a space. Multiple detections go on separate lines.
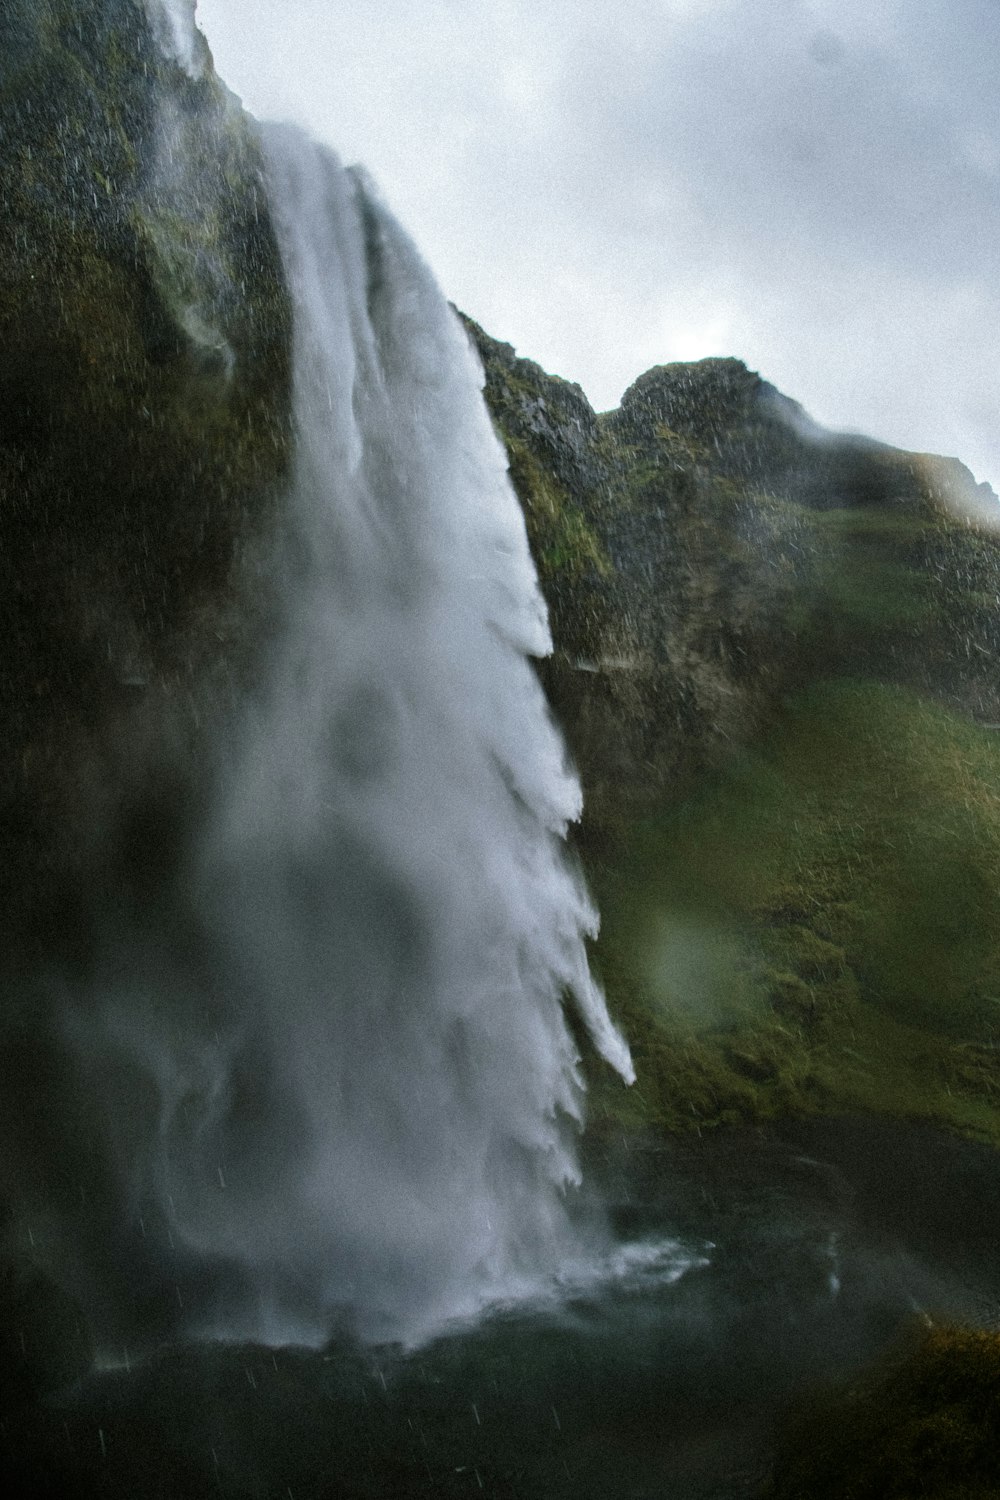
466, 318, 1000, 835
0, 0, 292, 965
0, 1, 296, 1404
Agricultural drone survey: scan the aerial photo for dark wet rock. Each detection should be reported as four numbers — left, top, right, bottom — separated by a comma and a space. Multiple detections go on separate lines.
0, 0, 292, 967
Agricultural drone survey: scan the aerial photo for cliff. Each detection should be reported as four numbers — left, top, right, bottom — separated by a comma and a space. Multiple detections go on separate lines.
0, 0, 292, 969
465, 319, 1000, 1148
466, 319, 1000, 820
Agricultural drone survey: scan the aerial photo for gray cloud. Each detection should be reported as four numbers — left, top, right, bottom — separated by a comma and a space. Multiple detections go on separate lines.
197, 0, 1000, 491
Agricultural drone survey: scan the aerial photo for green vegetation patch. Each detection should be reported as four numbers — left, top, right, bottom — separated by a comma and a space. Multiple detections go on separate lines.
586, 679, 1000, 1145
768, 1323, 1000, 1500
504, 434, 609, 580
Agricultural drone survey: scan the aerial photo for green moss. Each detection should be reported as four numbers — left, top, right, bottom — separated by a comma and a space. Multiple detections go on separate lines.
464, 315, 1000, 1154
504, 434, 610, 580
769, 1324, 1000, 1500
585, 680, 1000, 1147
0, 0, 293, 959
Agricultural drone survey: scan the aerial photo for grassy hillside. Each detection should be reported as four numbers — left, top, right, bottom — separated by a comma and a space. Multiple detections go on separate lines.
585, 679, 1000, 1145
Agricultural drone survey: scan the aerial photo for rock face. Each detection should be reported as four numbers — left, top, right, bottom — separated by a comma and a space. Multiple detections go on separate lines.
466, 318, 1000, 1148
466, 318, 1000, 833
0, 0, 292, 965
0, 5, 296, 1393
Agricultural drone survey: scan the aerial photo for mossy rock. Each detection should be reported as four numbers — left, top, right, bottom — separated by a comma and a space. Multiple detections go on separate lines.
468, 321, 1000, 840
468, 316, 1000, 1149
0, 0, 293, 963
505, 434, 609, 582
769, 1323, 1000, 1499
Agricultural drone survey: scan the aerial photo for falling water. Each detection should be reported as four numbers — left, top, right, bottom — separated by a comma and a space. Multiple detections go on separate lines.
64, 123, 632, 1350
143, 0, 205, 76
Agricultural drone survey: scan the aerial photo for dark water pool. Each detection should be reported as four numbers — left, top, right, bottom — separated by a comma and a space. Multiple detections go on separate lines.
4, 1116, 998, 1499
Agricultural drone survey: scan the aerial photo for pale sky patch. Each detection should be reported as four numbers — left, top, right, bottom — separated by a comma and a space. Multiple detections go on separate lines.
196, 0, 1000, 493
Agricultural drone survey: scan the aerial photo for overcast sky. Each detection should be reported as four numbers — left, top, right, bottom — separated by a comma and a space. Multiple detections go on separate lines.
196, 0, 999, 494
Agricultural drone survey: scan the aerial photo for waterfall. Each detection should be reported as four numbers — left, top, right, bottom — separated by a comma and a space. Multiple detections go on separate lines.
143, 0, 205, 77
63, 123, 631, 1350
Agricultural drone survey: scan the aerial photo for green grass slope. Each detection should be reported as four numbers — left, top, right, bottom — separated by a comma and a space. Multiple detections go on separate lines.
586, 678, 1000, 1145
